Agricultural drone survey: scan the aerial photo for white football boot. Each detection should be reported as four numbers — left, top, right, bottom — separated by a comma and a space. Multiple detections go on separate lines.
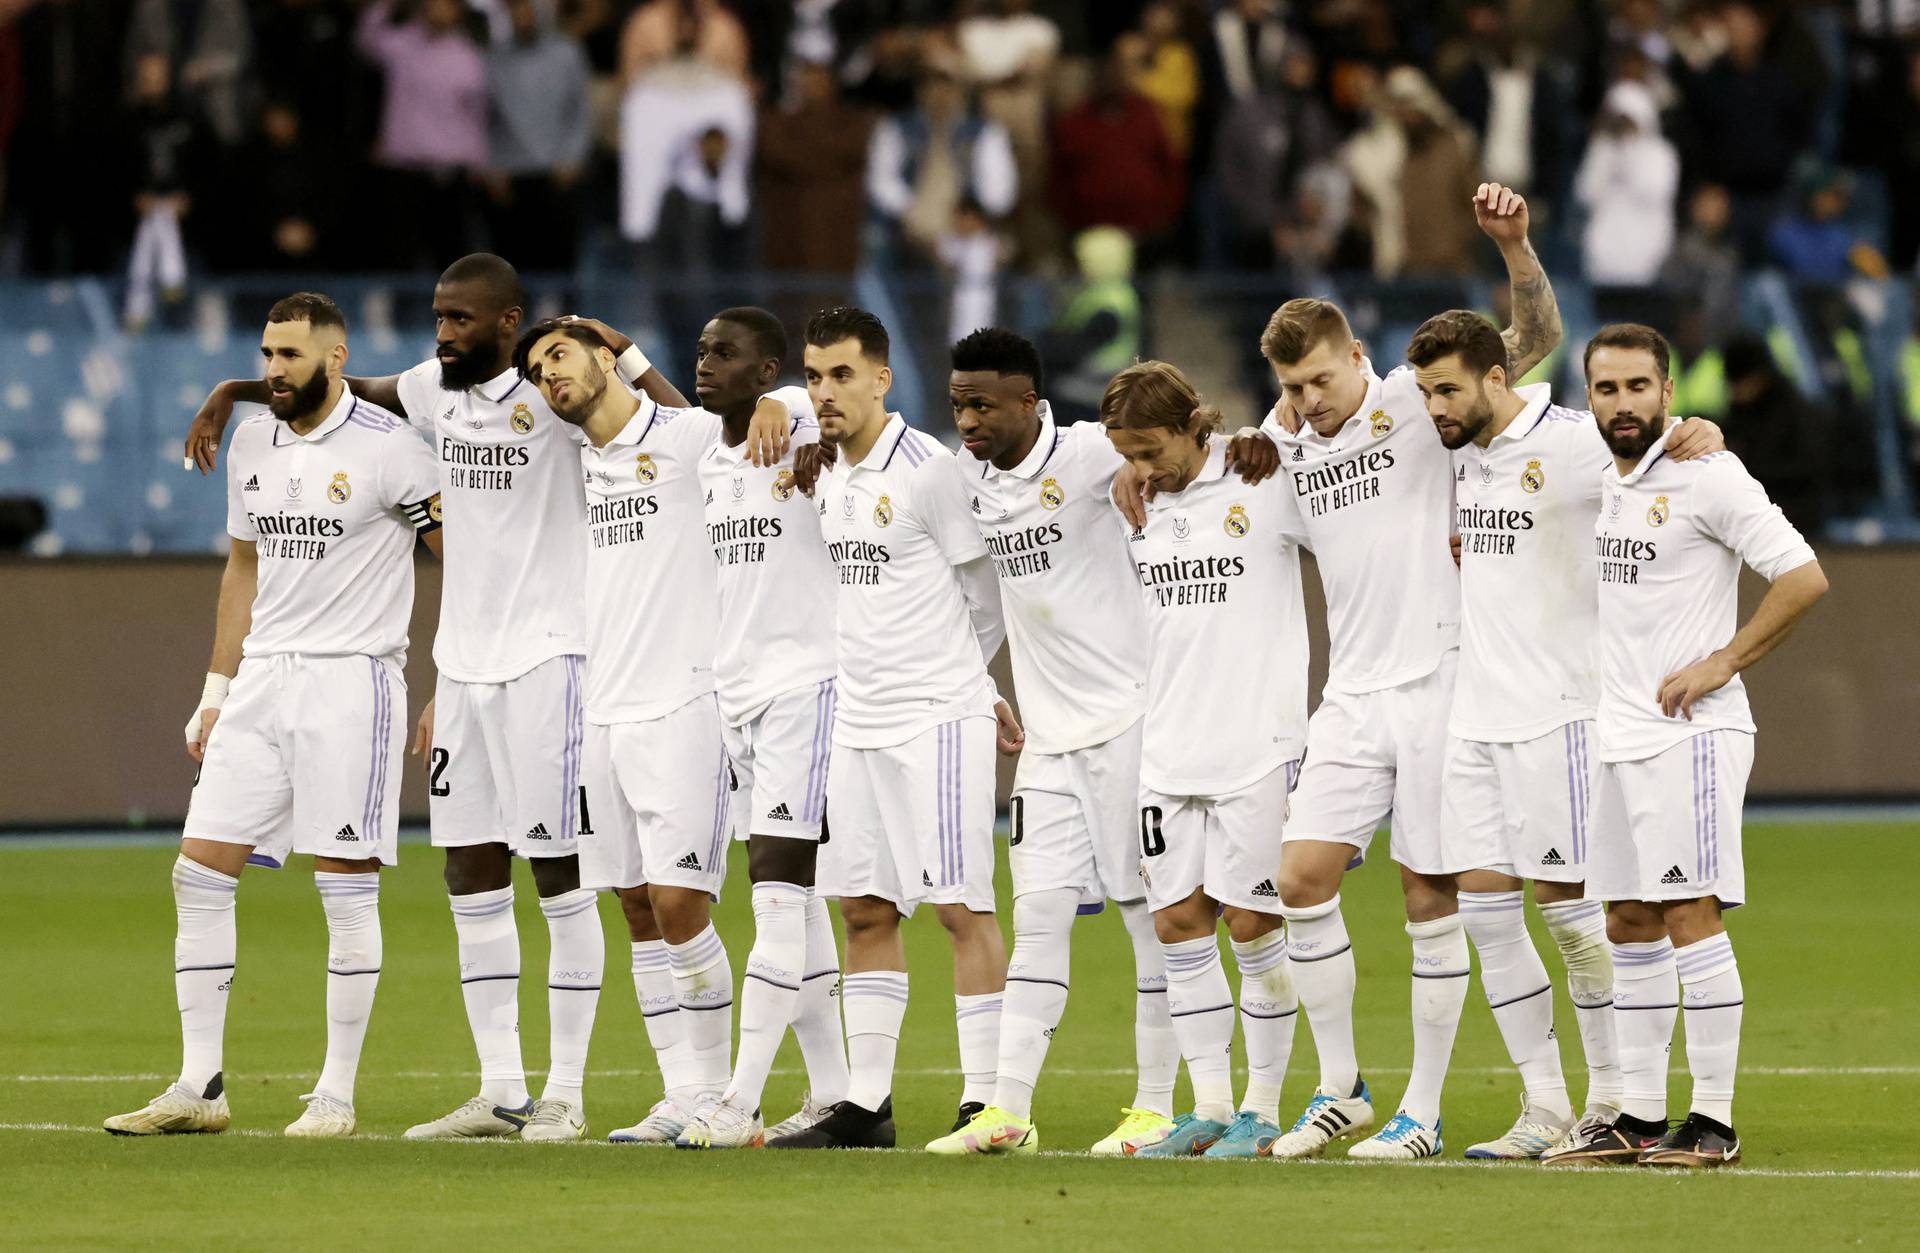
1465, 1093, 1573, 1160
765, 1093, 832, 1141
104, 1081, 231, 1136
521, 1097, 587, 1142
1542, 1101, 1623, 1164
608, 1095, 697, 1144
676, 1098, 765, 1149
404, 1094, 533, 1140
284, 1092, 356, 1138
1269, 1079, 1374, 1159
1349, 1111, 1444, 1160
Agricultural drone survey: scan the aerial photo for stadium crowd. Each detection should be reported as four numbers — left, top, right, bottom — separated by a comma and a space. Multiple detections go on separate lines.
1, 0, 1918, 290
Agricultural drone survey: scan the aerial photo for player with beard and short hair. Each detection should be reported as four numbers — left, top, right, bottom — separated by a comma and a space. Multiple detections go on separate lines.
1547, 325, 1826, 1170
108, 293, 443, 1138
181, 255, 689, 1142
1405, 310, 1721, 1160
776, 306, 1021, 1151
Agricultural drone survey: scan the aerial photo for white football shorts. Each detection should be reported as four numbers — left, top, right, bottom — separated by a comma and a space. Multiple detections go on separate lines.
723, 679, 836, 843
819, 716, 997, 917
185, 653, 403, 868
1140, 757, 1300, 914
581, 692, 731, 895
1441, 720, 1602, 883
1590, 729, 1751, 908
428, 654, 585, 857
1010, 717, 1145, 906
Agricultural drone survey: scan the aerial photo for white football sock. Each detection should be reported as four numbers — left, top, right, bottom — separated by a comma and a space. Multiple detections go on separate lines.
1675, 933, 1743, 1126
1119, 899, 1178, 1117
843, 970, 909, 1111
631, 939, 696, 1102
955, 991, 1004, 1108
449, 886, 528, 1108
1612, 937, 1678, 1124
1230, 929, 1296, 1123
727, 881, 807, 1112
1160, 934, 1235, 1123
666, 924, 734, 1100
995, 888, 1076, 1119
172, 856, 237, 1096
1399, 914, 1469, 1127
1540, 897, 1620, 1109
1280, 895, 1359, 1095
539, 888, 602, 1106
1459, 891, 1572, 1122
313, 871, 381, 1105
791, 893, 849, 1106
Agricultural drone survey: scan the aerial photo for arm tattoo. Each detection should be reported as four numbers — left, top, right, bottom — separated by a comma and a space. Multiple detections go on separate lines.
1502, 241, 1563, 380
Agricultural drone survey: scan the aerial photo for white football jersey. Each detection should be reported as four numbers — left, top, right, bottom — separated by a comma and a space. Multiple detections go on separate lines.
1595, 443, 1815, 762
817, 414, 998, 749
225, 387, 440, 665
579, 397, 724, 725
969, 404, 1147, 755
1263, 364, 1460, 695
1450, 384, 1612, 742
1130, 438, 1310, 795
397, 361, 587, 683
697, 386, 838, 726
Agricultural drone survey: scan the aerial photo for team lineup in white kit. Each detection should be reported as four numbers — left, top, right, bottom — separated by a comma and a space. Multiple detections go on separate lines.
104, 183, 1829, 1170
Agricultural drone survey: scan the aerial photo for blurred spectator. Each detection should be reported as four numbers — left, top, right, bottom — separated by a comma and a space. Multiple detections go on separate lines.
1133, 3, 1199, 158
1722, 332, 1828, 533
757, 56, 873, 273
1274, 161, 1367, 284
1211, 42, 1341, 270
230, 99, 332, 270
1437, 1, 1575, 202
1344, 66, 1478, 277
1043, 225, 1141, 423
1574, 79, 1678, 286
249, 1, 365, 155
1767, 165, 1889, 283
487, 0, 592, 272
122, 52, 203, 329
866, 62, 1016, 263
125, 0, 249, 147
1677, 1, 1826, 264
1661, 184, 1742, 340
620, 0, 747, 84
937, 195, 1003, 344
356, 0, 489, 269
1049, 36, 1184, 248
12, 0, 135, 274
618, 31, 753, 253
957, 0, 1058, 264
1209, 0, 1288, 102
1880, 44, 1920, 273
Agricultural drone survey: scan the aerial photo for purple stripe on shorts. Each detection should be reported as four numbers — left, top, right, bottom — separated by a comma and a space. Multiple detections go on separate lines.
562, 657, 583, 844
373, 660, 391, 838
1691, 736, 1706, 885
710, 741, 731, 871
1706, 733, 1720, 881
804, 680, 831, 824
1576, 722, 1592, 867
362, 658, 381, 838
948, 721, 963, 883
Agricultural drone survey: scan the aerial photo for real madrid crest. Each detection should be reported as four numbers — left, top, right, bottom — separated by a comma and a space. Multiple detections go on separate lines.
1039, 476, 1065, 511
510, 403, 535, 434
1224, 503, 1250, 537
328, 471, 351, 504
1520, 459, 1545, 494
1647, 494, 1670, 527
428, 496, 443, 523
772, 470, 796, 502
1369, 409, 1392, 438
873, 494, 894, 527
634, 454, 658, 484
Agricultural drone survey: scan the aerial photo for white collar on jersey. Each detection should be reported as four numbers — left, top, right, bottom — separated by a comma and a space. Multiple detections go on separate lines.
848, 412, 910, 472
991, 400, 1061, 481
472, 367, 527, 406
1489, 383, 1554, 445
287, 382, 358, 443
605, 393, 661, 448
1270, 360, 1383, 445
1612, 425, 1675, 485
1148, 437, 1230, 510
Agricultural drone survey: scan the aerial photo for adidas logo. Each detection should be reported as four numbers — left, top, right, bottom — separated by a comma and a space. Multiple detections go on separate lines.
334, 823, 356, 841
676, 852, 702, 871
922, 870, 933, 887
526, 822, 551, 841
766, 802, 793, 821
1660, 865, 1687, 885
1251, 878, 1279, 899
1541, 848, 1566, 867
705, 489, 714, 505
243, 474, 260, 491
971, 496, 982, 514
1291, 447, 1305, 462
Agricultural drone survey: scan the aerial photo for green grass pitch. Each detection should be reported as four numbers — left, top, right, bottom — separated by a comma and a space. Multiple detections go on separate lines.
4, 821, 1916, 1248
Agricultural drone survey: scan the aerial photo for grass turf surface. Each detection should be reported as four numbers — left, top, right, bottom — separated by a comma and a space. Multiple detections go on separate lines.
4, 822, 1916, 1248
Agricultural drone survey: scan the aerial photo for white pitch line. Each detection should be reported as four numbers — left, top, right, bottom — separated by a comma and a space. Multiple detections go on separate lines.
2, 1122, 1915, 1180
10, 1065, 1918, 1084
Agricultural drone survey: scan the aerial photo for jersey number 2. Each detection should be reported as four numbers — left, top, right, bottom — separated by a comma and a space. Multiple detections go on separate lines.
428, 748, 451, 797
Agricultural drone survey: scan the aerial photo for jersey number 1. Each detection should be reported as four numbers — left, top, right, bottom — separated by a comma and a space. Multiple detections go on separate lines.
1140, 805, 1165, 858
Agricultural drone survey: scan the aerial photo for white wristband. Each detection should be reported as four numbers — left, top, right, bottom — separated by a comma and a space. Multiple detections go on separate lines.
614, 343, 651, 385
185, 672, 231, 748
